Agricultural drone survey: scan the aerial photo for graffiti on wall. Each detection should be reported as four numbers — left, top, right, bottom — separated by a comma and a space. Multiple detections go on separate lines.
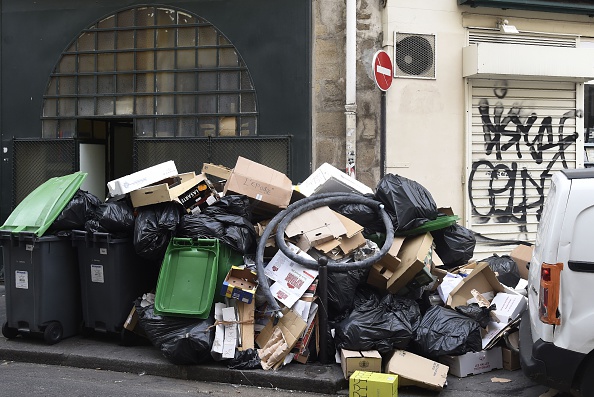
468, 82, 580, 236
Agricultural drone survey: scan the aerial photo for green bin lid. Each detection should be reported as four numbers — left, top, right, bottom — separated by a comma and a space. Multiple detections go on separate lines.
0, 171, 88, 237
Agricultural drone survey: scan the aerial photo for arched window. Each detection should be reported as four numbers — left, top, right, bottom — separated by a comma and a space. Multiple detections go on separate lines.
42, 6, 257, 138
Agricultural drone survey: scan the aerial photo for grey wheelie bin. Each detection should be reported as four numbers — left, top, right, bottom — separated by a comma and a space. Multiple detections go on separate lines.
72, 230, 155, 342
0, 172, 86, 345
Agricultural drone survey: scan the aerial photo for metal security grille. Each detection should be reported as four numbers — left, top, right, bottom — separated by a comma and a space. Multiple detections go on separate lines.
42, 6, 257, 138
133, 135, 292, 177
12, 139, 78, 207
394, 32, 436, 79
467, 79, 578, 258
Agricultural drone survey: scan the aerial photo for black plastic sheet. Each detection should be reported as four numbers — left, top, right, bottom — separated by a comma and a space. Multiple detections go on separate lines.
228, 348, 262, 370
327, 268, 369, 321
432, 224, 476, 269
86, 199, 136, 236
455, 303, 494, 328
50, 189, 102, 232
134, 202, 183, 261
480, 254, 521, 288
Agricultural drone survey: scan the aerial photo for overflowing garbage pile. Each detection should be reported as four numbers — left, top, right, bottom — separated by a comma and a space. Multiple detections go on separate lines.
17, 157, 533, 391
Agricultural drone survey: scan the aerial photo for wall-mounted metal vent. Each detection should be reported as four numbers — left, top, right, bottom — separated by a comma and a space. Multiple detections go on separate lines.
394, 32, 436, 79
468, 29, 577, 48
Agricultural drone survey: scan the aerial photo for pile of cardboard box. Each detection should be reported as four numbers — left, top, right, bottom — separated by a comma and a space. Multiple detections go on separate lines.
105, 156, 532, 394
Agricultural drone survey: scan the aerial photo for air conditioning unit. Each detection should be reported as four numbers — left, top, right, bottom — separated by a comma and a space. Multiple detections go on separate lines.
394, 32, 436, 79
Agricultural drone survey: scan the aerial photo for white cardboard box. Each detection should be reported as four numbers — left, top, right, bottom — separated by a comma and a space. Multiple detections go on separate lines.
491, 292, 528, 323
107, 160, 178, 196
440, 347, 503, 377
297, 163, 374, 197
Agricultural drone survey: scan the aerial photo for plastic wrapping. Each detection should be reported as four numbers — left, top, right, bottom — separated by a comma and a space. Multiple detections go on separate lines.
413, 305, 482, 358
330, 195, 385, 234
228, 348, 262, 370
85, 199, 136, 236
49, 189, 102, 232
375, 174, 438, 232
455, 303, 494, 328
135, 301, 214, 365
431, 224, 476, 269
134, 202, 183, 260
334, 293, 420, 355
480, 254, 521, 288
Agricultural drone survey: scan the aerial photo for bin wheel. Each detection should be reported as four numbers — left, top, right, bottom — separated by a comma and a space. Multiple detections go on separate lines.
2, 322, 19, 339
43, 322, 63, 345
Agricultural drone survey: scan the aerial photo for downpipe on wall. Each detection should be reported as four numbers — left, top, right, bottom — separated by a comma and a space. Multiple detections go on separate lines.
345, 0, 357, 178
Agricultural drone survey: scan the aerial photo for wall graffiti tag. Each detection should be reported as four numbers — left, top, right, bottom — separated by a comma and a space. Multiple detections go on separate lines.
468, 84, 580, 237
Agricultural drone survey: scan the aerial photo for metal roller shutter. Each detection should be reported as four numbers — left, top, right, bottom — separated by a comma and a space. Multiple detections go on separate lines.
467, 78, 579, 258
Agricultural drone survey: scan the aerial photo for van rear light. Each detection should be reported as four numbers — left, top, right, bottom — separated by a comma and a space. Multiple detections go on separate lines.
539, 262, 563, 325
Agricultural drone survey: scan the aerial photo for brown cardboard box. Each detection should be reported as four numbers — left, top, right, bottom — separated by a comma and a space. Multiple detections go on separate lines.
386, 233, 433, 294
510, 244, 534, 280
446, 262, 505, 309
502, 347, 520, 371
223, 156, 293, 214
384, 350, 449, 391
285, 206, 347, 250
202, 163, 232, 180
340, 349, 382, 379
237, 300, 255, 351
256, 308, 307, 370
315, 212, 366, 258
367, 237, 406, 290
129, 172, 203, 207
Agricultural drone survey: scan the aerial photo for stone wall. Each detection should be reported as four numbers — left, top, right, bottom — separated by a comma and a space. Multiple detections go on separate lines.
312, 0, 383, 189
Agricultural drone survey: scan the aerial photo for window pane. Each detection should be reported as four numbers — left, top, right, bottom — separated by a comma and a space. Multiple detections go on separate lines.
136, 73, 155, 93
116, 52, 134, 71
156, 8, 175, 25
220, 71, 239, 90
219, 116, 237, 136
77, 32, 95, 51
42, 120, 58, 138
137, 29, 155, 48
177, 12, 195, 25
58, 55, 76, 73
98, 53, 114, 72
156, 95, 174, 115
241, 70, 253, 90
136, 96, 154, 114
176, 95, 195, 114
155, 72, 174, 92
118, 8, 135, 27
156, 28, 175, 48
156, 50, 174, 69
117, 30, 134, 49
137, 7, 155, 27
177, 49, 195, 69
98, 75, 114, 94
156, 118, 175, 137
78, 76, 95, 95
43, 99, 57, 117
79, 54, 95, 73
98, 15, 115, 29
198, 95, 216, 113
176, 72, 195, 91
241, 93, 256, 112
240, 116, 256, 136
135, 118, 155, 137
219, 94, 238, 113
219, 48, 238, 67
136, 51, 154, 70
97, 31, 115, 51
97, 97, 114, 115
198, 26, 217, 45
59, 98, 76, 116
117, 74, 134, 93
198, 72, 217, 91
47, 77, 57, 95
78, 98, 95, 116
198, 48, 217, 67
58, 76, 76, 95
59, 120, 76, 138
177, 27, 196, 47
116, 96, 134, 115
177, 117, 196, 137
198, 117, 217, 136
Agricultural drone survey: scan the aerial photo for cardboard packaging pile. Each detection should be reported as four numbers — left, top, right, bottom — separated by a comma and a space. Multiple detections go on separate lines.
54, 156, 533, 393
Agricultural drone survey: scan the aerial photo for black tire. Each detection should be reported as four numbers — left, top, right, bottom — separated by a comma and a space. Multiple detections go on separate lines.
2, 322, 19, 339
43, 321, 63, 345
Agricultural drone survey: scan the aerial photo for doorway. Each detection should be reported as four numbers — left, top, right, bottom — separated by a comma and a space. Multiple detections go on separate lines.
77, 119, 134, 199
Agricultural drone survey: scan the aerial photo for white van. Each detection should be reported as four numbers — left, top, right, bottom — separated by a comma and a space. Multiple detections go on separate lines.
520, 168, 594, 396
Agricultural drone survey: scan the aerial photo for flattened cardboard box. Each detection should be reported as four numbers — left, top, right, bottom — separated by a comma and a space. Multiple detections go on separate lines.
285, 206, 347, 251
315, 211, 367, 258
256, 308, 307, 370
384, 349, 448, 391
340, 349, 382, 379
129, 172, 201, 207
367, 237, 405, 290
386, 233, 433, 294
223, 156, 293, 212
298, 162, 374, 197
349, 371, 398, 397
446, 261, 505, 309
440, 347, 503, 377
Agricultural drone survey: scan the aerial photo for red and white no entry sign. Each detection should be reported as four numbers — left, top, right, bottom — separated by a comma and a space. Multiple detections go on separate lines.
372, 50, 393, 91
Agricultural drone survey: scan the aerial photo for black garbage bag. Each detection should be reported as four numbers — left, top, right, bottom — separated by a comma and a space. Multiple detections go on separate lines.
135, 301, 214, 365
455, 303, 495, 328
228, 348, 262, 370
134, 202, 184, 260
327, 268, 369, 321
334, 294, 420, 355
375, 174, 438, 232
480, 254, 521, 288
176, 196, 257, 254
49, 189, 102, 232
431, 224, 476, 269
85, 199, 136, 236
413, 305, 482, 358
330, 195, 385, 234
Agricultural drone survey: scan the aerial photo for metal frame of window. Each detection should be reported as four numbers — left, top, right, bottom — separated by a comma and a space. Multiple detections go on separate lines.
41, 6, 258, 138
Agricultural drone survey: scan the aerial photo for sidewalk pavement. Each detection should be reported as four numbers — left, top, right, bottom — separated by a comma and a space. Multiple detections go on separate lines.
0, 283, 347, 394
